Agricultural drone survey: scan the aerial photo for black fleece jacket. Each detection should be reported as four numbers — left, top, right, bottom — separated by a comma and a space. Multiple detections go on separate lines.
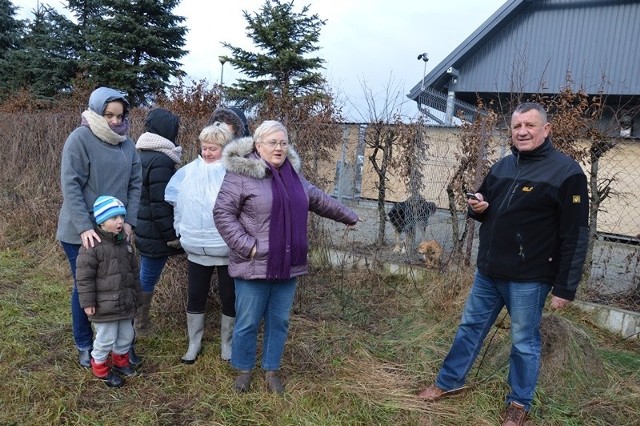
471, 138, 589, 300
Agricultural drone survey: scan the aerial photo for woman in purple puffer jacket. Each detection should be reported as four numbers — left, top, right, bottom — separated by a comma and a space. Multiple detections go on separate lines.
214, 120, 359, 395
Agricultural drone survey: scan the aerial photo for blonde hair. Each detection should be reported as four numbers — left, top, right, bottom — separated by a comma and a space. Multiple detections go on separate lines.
198, 122, 233, 147
253, 120, 288, 145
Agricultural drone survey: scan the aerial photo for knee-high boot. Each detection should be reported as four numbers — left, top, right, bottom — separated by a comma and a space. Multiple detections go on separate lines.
220, 314, 235, 361
181, 313, 205, 364
134, 291, 154, 334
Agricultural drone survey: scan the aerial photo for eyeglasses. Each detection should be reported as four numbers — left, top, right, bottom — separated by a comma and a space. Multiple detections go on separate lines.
261, 140, 289, 149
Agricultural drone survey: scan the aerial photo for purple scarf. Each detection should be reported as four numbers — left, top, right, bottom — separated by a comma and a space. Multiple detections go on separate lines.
109, 119, 129, 136
266, 158, 309, 280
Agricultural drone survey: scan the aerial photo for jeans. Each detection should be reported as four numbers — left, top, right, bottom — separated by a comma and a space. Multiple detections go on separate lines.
231, 278, 297, 371
436, 271, 551, 411
139, 255, 168, 293
62, 242, 93, 352
92, 319, 135, 362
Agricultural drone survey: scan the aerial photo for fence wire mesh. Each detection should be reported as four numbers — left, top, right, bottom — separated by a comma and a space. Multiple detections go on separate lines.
320, 122, 640, 309
1, 110, 637, 311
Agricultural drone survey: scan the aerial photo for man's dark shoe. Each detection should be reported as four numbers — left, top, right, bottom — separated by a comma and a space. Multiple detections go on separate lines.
265, 371, 285, 395
501, 401, 527, 426
233, 371, 252, 393
417, 384, 466, 401
78, 349, 91, 369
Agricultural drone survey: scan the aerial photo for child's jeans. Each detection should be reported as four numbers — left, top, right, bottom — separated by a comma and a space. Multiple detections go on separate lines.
91, 319, 135, 363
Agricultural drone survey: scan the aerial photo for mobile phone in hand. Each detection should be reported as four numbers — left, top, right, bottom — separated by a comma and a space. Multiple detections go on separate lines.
466, 192, 479, 201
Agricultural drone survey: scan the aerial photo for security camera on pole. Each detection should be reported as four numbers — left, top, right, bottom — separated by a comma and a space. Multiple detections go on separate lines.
445, 66, 459, 126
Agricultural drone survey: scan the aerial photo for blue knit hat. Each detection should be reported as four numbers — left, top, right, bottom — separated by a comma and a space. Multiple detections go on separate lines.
93, 196, 126, 225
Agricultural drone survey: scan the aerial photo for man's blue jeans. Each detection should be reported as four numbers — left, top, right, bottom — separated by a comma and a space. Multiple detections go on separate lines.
231, 278, 297, 371
61, 242, 93, 352
139, 255, 168, 293
435, 271, 551, 411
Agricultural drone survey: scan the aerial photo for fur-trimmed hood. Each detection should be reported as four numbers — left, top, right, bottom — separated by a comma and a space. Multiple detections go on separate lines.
207, 106, 248, 138
222, 136, 302, 179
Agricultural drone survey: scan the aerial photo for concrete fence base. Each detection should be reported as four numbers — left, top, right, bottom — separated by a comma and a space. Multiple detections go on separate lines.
573, 301, 640, 340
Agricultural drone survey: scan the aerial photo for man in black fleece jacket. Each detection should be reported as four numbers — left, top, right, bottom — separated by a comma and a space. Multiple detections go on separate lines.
418, 102, 589, 426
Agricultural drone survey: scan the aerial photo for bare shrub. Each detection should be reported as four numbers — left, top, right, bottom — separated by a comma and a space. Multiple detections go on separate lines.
447, 100, 498, 264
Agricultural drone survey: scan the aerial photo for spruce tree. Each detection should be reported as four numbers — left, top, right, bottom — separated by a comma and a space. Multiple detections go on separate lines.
0, 0, 22, 53
66, 0, 106, 30
3, 4, 81, 99
72, 0, 188, 106
0, 0, 24, 97
222, 0, 328, 120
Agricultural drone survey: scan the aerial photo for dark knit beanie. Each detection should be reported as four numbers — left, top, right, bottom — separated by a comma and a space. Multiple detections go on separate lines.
228, 106, 249, 136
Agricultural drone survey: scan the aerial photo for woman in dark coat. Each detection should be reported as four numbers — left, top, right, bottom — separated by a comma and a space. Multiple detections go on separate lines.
134, 108, 183, 333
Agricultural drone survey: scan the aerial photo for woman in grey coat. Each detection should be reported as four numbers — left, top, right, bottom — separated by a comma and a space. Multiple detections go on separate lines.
214, 120, 359, 394
56, 87, 142, 369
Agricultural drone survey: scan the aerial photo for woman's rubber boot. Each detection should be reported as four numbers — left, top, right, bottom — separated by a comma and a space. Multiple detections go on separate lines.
265, 370, 285, 395
78, 349, 91, 369
128, 342, 142, 367
134, 291, 154, 334
181, 312, 205, 364
91, 358, 124, 388
112, 352, 136, 377
220, 314, 235, 361
233, 370, 252, 393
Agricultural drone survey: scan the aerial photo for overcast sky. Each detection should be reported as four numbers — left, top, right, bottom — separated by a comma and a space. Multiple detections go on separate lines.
13, 0, 506, 119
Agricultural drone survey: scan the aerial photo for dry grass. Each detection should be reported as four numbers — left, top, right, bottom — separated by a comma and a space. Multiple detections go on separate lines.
2, 231, 639, 425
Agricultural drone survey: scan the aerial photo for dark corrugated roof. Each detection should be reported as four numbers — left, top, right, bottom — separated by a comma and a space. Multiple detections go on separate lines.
408, 0, 640, 103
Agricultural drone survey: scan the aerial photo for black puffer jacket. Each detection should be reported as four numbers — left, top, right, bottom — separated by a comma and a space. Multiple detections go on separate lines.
76, 228, 142, 323
135, 108, 183, 257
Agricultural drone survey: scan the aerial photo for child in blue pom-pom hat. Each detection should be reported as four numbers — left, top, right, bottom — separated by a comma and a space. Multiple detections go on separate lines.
75, 195, 142, 387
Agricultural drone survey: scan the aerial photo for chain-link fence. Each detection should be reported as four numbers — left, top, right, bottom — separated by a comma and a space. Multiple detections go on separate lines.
1, 109, 638, 310
316, 122, 640, 307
